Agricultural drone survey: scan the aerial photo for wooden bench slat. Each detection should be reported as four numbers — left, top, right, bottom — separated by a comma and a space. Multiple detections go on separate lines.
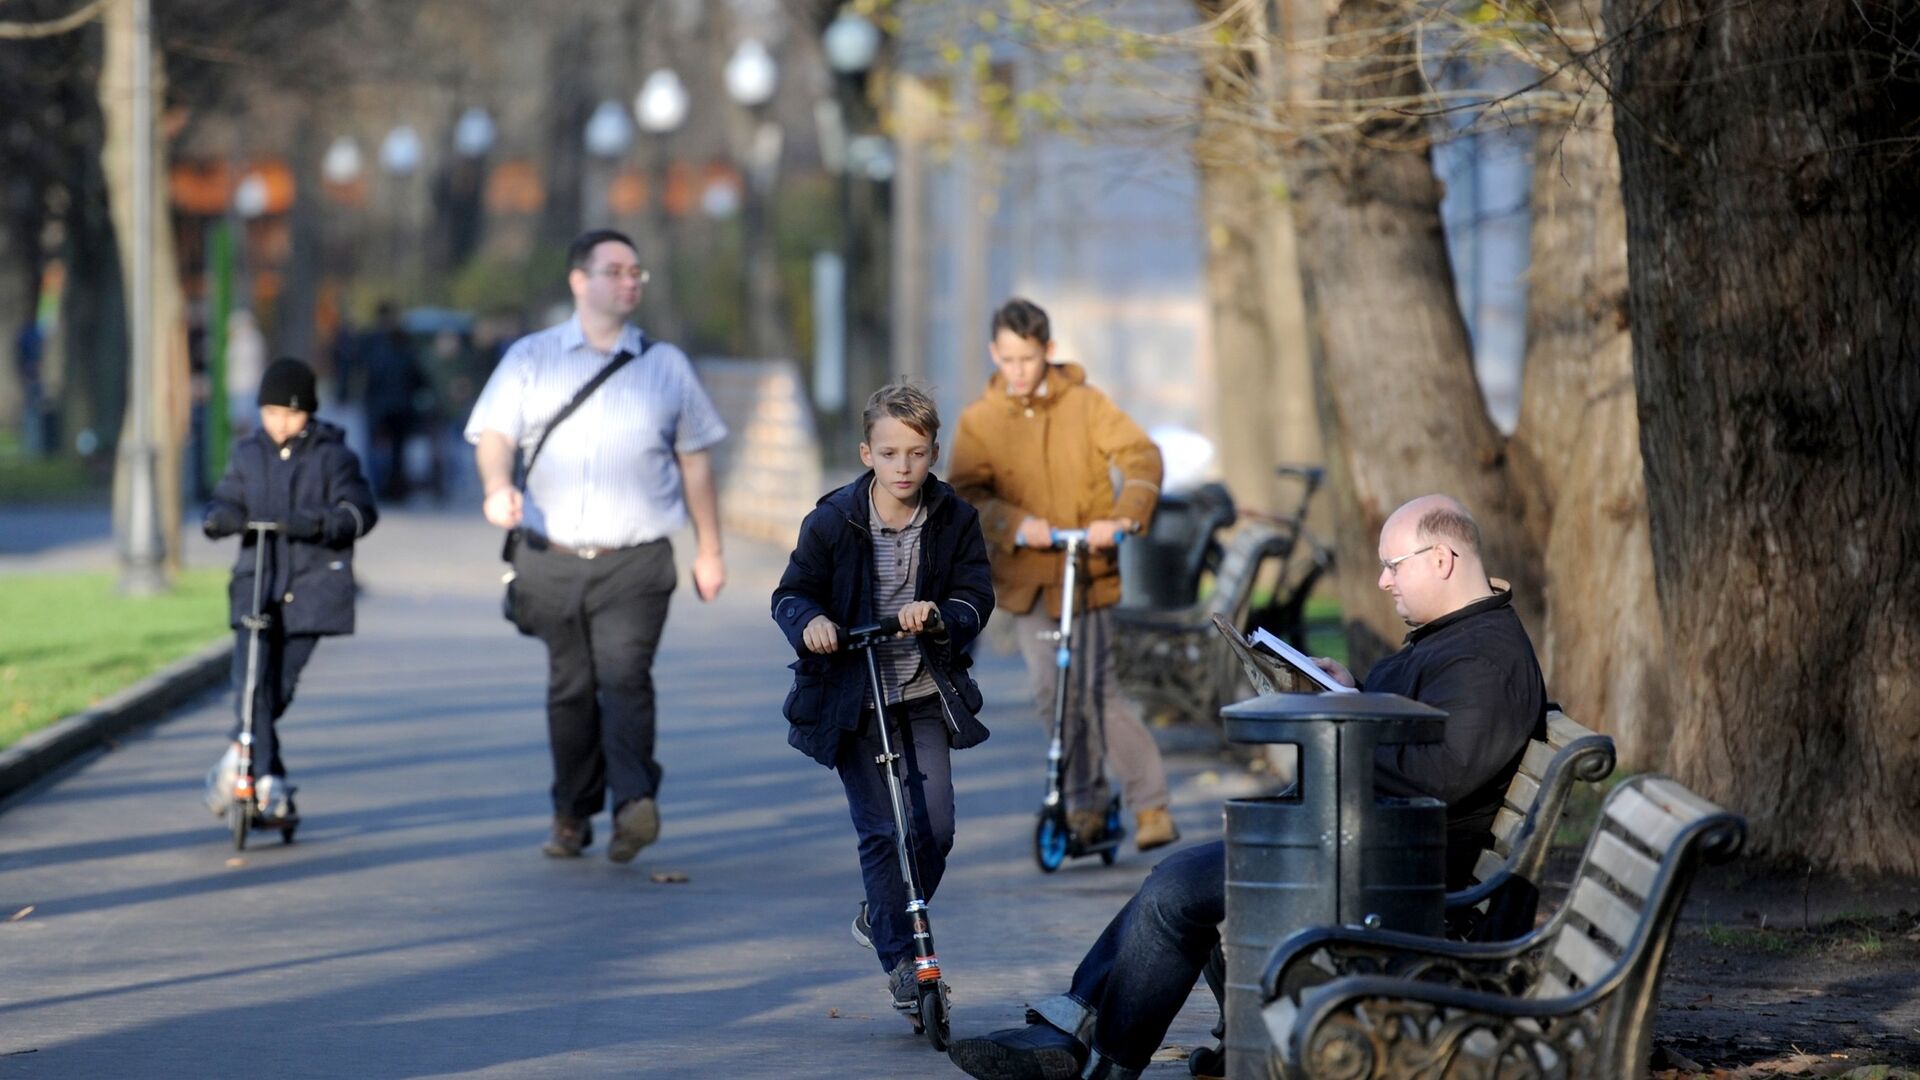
1490, 807, 1525, 856
1519, 740, 1559, 782
1506, 772, 1542, 819
1570, 877, 1642, 947
1551, 924, 1618, 987
1545, 711, 1587, 748
1472, 847, 1505, 884
1591, 830, 1660, 899
1640, 776, 1723, 821
1528, 969, 1575, 1001
1605, 784, 1685, 851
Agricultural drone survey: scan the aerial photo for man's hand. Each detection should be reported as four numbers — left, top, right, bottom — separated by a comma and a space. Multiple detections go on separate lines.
483, 486, 523, 529
691, 550, 726, 602
897, 601, 941, 635
1312, 656, 1357, 689
803, 614, 841, 654
1017, 516, 1054, 549
1086, 518, 1137, 551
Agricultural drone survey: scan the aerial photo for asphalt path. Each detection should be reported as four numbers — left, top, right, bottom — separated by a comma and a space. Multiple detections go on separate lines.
0, 509, 1261, 1078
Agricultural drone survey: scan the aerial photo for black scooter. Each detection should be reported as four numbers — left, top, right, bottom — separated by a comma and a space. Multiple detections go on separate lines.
230, 520, 299, 850
841, 615, 952, 1050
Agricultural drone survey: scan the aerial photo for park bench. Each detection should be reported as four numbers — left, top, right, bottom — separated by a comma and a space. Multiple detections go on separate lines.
1112, 466, 1331, 726
1258, 774, 1745, 1079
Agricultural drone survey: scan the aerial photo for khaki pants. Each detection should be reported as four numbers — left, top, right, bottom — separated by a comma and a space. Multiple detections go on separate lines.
1014, 605, 1169, 814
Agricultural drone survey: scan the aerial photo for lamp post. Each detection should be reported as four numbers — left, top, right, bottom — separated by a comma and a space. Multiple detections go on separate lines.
635, 69, 688, 341
378, 124, 423, 285
819, 8, 887, 460
582, 98, 633, 235
449, 107, 494, 267
725, 38, 785, 360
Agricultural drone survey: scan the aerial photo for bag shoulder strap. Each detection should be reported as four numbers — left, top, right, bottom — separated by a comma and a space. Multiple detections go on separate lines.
519, 334, 651, 481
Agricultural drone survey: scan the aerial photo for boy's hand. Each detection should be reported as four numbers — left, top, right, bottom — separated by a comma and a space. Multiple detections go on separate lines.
204, 505, 244, 539
1086, 518, 1137, 551
286, 509, 325, 540
483, 486, 523, 529
1017, 516, 1054, 549
896, 601, 941, 635
803, 615, 842, 654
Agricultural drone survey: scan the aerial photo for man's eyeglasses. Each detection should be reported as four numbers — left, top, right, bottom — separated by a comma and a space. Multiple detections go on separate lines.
1380, 544, 1453, 576
593, 267, 651, 284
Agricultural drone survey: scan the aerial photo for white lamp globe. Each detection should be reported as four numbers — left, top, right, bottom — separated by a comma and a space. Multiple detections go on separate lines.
584, 99, 635, 158
636, 69, 691, 134
322, 136, 363, 185
823, 11, 881, 75
233, 172, 270, 219
454, 107, 496, 159
379, 125, 423, 177
725, 39, 778, 107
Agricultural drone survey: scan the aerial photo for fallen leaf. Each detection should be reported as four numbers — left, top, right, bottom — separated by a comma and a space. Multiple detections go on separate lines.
7, 906, 32, 922
1150, 1045, 1191, 1062
650, 870, 689, 884
1198, 771, 1221, 785
226, 857, 247, 868
828, 1008, 840, 1019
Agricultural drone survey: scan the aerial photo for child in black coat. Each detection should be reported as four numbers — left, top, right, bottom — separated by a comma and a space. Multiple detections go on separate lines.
202, 357, 377, 820
771, 384, 995, 1019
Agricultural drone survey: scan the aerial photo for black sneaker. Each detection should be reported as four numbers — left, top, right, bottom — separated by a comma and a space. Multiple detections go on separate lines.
541, 816, 593, 858
852, 902, 873, 951
888, 958, 920, 1013
947, 1022, 1087, 1080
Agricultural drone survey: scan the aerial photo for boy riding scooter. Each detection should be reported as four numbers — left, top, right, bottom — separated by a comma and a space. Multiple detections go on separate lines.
202, 357, 377, 833
771, 384, 995, 1037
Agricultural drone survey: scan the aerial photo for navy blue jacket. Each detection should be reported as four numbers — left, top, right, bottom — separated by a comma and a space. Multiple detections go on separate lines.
204, 419, 378, 636
771, 473, 995, 768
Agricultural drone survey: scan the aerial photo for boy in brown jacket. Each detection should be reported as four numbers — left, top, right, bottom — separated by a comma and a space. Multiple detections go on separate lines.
949, 298, 1178, 852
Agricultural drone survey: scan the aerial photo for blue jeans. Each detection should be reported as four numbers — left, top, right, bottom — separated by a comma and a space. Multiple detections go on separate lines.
835, 694, 956, 973
1033, 841, 1226, 1070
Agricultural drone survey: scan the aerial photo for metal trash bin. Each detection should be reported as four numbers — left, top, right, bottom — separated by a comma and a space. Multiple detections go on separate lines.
1221, 692, 1449, 1080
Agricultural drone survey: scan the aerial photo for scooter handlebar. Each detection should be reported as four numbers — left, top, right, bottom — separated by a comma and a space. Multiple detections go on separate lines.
1014, 526, 1134, 549
245, 520, 281, 532
839, 616, 904, 649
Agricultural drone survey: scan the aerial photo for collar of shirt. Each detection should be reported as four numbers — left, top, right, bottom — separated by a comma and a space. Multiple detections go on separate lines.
558, 314, 647, 357
868, 485, 927, 535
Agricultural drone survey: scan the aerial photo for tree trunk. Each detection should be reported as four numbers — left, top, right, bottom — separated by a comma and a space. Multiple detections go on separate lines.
1283, 0, 1541, 671
101, 0, 189, 570
1504, 1, 1668, 765
1607, 0, 1920, 871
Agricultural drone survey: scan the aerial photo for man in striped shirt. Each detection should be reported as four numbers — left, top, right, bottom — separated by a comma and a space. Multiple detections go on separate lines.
467, 229, 728, 864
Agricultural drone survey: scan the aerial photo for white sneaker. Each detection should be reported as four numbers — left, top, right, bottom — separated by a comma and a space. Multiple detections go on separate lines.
255, 775, 294, 821
203, 746, 240, 817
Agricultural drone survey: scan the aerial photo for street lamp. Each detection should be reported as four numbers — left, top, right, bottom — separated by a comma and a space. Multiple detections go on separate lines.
453, 107, 496, 159
726, 39, 784, 359
379, 125, 423, 177
322, 136, 363, 186
583, 99, 634, 159
635, 70, 689, 340
817, 8, 888, 459
823, 10, 881, 75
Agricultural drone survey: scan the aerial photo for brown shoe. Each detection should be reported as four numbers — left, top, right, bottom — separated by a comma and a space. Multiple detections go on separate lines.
1134, 808, 1179, 852
542, 815, 592, 858
608, 796, 660, 863
1066, 808, 1107, 845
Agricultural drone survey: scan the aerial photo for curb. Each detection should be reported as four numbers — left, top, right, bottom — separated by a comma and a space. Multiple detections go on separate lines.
0, 637, 233, 801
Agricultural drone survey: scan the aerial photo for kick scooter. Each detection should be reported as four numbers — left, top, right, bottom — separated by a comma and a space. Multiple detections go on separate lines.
841, 614, 952, 1051
231, 520, 299, 851
1023, 528, 1125, 873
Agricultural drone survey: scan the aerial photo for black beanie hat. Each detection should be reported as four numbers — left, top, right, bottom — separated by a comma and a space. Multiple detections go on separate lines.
258, 357, 318, 411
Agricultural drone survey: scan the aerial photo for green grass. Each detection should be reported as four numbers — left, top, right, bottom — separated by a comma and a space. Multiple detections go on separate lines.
0, 569, 229, 750
0, 454, 105, 503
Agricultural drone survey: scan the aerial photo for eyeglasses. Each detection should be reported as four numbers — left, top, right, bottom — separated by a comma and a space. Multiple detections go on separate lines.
1379, 544, 1452, 576
593, 267, 651, 284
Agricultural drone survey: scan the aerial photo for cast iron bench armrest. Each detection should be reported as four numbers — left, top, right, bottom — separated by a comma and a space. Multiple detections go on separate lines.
1262, 923, 1551, 1003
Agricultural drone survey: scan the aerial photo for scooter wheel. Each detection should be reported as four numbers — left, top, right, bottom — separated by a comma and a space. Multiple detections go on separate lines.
1034, 813, 1068, 873
919, 983, 949, 1051
230, 800, 249, 851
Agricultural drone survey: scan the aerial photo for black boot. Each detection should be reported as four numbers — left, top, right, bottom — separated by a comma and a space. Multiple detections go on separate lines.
948, 1022, 1088, 1080
1083, 1052, 1143, 1080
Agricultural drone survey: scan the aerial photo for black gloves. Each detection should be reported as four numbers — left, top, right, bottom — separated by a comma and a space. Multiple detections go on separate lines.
285, 509, 326, 541
204, 504, 244, 539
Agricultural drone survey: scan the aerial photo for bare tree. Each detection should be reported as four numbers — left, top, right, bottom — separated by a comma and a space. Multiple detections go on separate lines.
1606, 0, 1920, 872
